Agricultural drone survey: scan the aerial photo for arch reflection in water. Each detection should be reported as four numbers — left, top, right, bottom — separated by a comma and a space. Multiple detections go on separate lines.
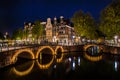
55, 46, 64, 63
36, 55, 54, 69
11, 60, 34, 76
56, 53, 64, 63
84, 52, 103, 62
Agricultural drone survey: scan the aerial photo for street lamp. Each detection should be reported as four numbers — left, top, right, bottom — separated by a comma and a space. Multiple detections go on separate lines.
114, 35, 118, 46
78, 36, 81, 45
72, 36, 75, 45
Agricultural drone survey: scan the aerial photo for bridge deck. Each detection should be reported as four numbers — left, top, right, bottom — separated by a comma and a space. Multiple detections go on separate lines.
0, 46, 29, 52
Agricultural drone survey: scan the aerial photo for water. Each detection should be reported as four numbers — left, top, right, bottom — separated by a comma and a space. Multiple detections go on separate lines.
0, 51, 120, 80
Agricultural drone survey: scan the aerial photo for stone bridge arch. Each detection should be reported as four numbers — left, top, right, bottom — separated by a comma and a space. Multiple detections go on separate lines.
84, 44, 103, 52
36, 46, 55, 59
55, 46, 64, 54
11, 49, 35, 63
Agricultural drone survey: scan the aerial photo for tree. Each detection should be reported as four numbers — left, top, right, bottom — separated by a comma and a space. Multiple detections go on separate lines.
0, 32, 4, 40
32, 20, 44, 42
23, 26, 29, 41
99, 0, 120, 39
71, 10, 97, 39
12, 28, 23, 40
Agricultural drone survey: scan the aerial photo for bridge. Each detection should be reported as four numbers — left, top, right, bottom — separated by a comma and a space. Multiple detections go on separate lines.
1, 43, 120, 68
9, 45, 65, 64
8, 44, 104, 77
0, 44, 83, 68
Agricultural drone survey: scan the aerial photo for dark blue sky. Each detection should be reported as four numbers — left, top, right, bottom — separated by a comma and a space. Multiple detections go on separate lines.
0, 0, 113, 35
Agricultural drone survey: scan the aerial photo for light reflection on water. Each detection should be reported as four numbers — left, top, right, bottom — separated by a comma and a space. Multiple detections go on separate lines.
87, 46, 102, 55
114, 60, 120, 72
0, 52, 120, 80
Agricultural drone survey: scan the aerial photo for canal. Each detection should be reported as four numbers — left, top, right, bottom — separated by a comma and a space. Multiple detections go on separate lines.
0, 47, 120, 80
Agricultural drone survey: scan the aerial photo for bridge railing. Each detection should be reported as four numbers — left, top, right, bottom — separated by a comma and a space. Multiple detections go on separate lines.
0, 40, 87, 52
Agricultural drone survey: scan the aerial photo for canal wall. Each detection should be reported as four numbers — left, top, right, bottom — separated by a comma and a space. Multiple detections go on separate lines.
102, 45, 120, 55
63, 45, 84, 52
0, 51, 14, 69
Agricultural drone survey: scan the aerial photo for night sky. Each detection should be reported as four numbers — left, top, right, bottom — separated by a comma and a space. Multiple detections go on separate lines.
0, 0, 113, 35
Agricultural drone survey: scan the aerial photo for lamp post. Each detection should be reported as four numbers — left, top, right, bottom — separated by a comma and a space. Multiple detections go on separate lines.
0, 41, 2, 52
114, 35, 118, 46
72, 36, 75, 45
78, 36, 80, 45
4, 32, 9, 51
82, 37, 86, 44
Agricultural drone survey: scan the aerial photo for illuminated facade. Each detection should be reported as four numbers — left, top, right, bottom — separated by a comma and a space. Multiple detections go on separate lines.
45, 16, 75, 45
24, 16, 77, 45
46, 18, 53, 42
24, 22, 46, 43
24, 22, 34, 42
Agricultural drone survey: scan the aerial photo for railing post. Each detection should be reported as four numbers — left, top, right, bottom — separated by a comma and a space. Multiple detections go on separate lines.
0, 44, 2, 52
14, 40, 16, 50
7, 43, 9, 51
